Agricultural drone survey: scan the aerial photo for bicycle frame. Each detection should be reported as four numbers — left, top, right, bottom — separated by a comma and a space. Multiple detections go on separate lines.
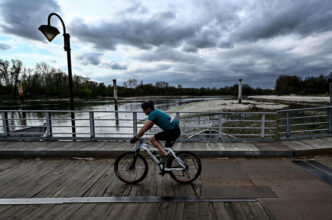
136, 141, 186, 172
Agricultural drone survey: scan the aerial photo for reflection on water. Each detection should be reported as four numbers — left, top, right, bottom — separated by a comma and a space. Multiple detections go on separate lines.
1, 97, 228, 137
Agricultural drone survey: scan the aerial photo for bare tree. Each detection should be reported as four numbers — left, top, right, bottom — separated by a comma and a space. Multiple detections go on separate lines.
0, 59, 22, 98
0, 59, 10, 86
126, 78, 137, 88
155, 81, 169, 88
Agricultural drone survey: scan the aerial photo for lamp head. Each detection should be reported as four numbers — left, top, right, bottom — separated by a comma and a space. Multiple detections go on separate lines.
38, 25, 60, 42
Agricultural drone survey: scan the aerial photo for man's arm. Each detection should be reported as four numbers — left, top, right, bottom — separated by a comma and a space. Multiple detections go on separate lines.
136, 120, 154, 138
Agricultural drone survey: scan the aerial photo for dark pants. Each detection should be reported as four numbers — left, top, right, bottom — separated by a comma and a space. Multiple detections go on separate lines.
154, 127, 181, 148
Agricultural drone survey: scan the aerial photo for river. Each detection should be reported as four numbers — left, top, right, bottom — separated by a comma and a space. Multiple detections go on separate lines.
1, 96, 230, 138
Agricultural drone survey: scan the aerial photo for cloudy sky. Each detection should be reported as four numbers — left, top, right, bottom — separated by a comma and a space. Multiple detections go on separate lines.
1, 0, 332, 88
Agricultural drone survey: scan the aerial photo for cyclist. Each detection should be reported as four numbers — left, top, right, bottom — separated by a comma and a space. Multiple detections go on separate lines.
130, 100, 180, 165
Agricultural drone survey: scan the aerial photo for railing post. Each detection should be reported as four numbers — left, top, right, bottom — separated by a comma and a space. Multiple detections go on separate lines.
45, 112, 52, 138
176, 112, 180, 121
286, 112, 290, 137
275, 112, 280, 141
261, 114, 265, 139
89, 112, 95, 138
133, 112, 137, 136
328, 107, 332, 133
2, 112, 9, 137
218, 114, 223, 138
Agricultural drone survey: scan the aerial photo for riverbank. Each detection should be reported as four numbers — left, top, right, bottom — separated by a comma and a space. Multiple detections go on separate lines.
249, 95, 329, 103
167, 99, 288, 114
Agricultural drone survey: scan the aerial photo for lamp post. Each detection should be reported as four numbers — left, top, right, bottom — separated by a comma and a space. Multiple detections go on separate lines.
329, 73, 332, 105
39, 13, 76, 138
328, 73, 332, 133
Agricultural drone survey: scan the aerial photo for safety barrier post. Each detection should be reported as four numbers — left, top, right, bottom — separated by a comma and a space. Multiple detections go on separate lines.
261, 114, 265, 139
45, 112, 52, 137
133, 112, 137, 136
2, 112, 9, 136
89, 112, 95, 138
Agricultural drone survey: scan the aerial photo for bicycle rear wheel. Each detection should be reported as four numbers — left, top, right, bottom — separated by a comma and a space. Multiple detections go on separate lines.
169, 151, 202, 183
114, 152, 148, 184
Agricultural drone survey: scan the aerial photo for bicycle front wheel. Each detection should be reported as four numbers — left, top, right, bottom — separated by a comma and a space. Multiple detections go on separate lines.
114, 152, 148, 184
169, 151, 202, 183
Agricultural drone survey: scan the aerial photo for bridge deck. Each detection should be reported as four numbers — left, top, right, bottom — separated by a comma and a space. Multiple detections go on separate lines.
0, 137, 332, 158
0, 159, 271, 219
0, 157, 331, 219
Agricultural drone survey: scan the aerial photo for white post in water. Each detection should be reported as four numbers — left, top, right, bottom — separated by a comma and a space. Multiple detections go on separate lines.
113, 79, 119, 127
17, 80, 24, 103
238, 79, 242, 104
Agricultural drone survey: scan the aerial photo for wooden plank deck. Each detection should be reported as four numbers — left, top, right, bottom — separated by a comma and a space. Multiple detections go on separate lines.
0, 137, 331, 152
0, 137, 332, 158
0, 159, 270, 219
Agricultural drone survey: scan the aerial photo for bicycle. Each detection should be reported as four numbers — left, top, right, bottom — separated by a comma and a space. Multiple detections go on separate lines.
114, 139, 202, 184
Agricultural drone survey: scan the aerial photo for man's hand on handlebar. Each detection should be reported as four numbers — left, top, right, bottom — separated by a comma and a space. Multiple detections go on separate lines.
130, 136, 138, 143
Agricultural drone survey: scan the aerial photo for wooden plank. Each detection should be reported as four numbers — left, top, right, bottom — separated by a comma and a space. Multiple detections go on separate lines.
0, 205, 32, 218
247, 202, 270, 220
80, 160, 115, 197
301, 139, 326, 149
21, 204, 56, 219
282, 140, 311, 150
51, 160, 107, 197
0, 161, 43, 197
213, 202, 232, 220
151, 203, 171, 219
32, 161, 84, 197
68, 204, 99, 219
27, 161, 83, 198
0, 161, 64, 198
313, 138, 332, 149
0, 159, 23, 173
41, 204, 83, 219
224, 202, 249, 219
3, 138, 332, 153
182, 202, 202, 219
226, 202, 269, 219
165, 202, 185, 220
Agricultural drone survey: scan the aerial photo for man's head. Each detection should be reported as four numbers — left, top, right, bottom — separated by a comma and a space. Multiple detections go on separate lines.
141, 100, 154, 115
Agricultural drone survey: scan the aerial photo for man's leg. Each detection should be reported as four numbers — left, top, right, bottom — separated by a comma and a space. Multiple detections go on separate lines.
150, 136, 168, 156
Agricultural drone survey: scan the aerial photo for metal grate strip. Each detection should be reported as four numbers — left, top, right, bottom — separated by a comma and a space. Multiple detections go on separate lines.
0, 196, 257, 205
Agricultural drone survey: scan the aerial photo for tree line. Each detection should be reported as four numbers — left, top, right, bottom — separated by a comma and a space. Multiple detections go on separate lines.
1, 59, 329, 100
275, 75, 330, 95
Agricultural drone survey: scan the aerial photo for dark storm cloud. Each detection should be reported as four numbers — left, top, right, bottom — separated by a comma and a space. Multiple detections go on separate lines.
232, 1, 332, 42
69, 10, 198, 50
77, 52, 127, 70
101, 61, 127, 70
69, 2, 238, 52
0, 42, 11, 50
78, 52, 103, 65
69, 0, 332, 53
0, 0, 60, 41
137, 46, 203, 63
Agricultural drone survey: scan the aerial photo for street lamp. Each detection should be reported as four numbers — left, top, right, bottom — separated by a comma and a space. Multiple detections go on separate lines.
39, 13, 76, 138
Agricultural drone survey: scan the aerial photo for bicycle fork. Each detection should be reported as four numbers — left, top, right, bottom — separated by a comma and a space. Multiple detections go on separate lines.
129, 149, 141, 170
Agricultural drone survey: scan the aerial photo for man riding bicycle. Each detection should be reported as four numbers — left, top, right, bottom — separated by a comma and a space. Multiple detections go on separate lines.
130, 100, 181, 164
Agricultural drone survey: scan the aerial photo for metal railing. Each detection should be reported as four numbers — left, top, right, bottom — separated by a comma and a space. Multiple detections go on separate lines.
1, 106, 332, 142
277, 106, 332, 140
0, 110, 276, 142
